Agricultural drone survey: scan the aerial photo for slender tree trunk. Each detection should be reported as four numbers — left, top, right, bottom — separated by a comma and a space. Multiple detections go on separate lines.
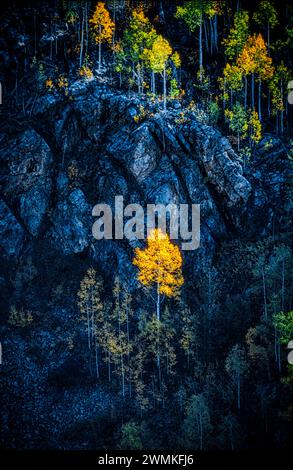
87, 306, 91, 350
237, 376, 241, 410
94, 333, 99, 379
199, 412, 203, 450
157, 283, 160, 321
258, 79, 262, 121
262, 267, 267, 319
214, 15, 218, 51
199, 12, 203, 81
34, 10, 37, 56
108, 351, 111, 381
163, 65, 167, 111
85, 3, 88, 57
204, 18, 209, 54
98, 24, 102, 71
251, 73, 255, 109
267, 22, 270, 54
121, 353, 125, 397
280, 81, 284, 133
281, 259, 285, 311
244, 75, 248, 109
79, 9, 84, 68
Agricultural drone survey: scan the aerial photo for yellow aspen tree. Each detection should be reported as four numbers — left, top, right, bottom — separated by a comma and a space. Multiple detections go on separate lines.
133, 228, 184, 322
143, 35, 178, 110
237, 34, 273, 117
90, 2, 115, 72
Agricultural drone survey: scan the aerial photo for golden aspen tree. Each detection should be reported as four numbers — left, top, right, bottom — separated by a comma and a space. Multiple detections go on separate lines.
237, 34, 273, 117
133, 228, 184, 322
143, 35, 180, 110
90, 2, 115, 71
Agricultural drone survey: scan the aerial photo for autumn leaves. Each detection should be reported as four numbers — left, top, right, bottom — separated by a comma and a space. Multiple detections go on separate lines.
78, 229, 184, 402
90, 2, 115, 71
133, 229, 184, 322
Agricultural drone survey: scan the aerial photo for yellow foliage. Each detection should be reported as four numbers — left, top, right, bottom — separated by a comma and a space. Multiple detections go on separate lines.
133, 228, 184, 297
143, 35, 173, 74
45, 78, 54, 89
57, 75, 68, 88
90, 2, 115, 46
238, 33, 274, 80
78, 65, 94, 80
221, 63, 243, 91
249, 110, 262, 143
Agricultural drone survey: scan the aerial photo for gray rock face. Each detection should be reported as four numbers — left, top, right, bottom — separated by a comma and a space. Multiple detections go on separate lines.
1, 128, 52, 236
0, 79, 289, 276
0, 199, 25, 256
20, 183, 51, 236
50, 185, 92, 255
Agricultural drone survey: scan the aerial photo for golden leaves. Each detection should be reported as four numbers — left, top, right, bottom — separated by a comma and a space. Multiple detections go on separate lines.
133, 229, 184, 297
89, 2, 115, 45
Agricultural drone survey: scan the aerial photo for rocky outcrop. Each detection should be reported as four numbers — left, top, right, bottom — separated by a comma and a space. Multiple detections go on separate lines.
0, 199, 25, 256
0, 79, 289, 277
0, 128, 52, 237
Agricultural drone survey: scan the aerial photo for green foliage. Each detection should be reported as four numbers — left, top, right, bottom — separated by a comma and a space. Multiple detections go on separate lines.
170, 78, 180, 98
225, 102, 248, 148
175, 2, 202, 33
253, 1, 278, 33
119, 422, 143, 450
223, 10, 250, 59
273, 311, 293, 344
